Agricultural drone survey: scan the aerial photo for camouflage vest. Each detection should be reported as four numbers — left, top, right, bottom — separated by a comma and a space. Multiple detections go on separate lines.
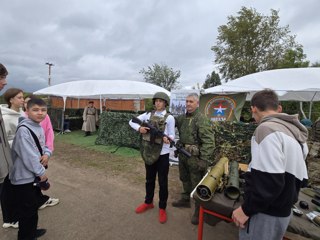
141, 111, 170, 165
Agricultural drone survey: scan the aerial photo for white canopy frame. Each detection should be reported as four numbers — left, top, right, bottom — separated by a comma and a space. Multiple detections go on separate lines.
34, 80, 170, 133
204, 68, 320, 119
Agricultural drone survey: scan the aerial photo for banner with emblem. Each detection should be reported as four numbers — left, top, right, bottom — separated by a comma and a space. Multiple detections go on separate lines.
170, 89, 200, 116
199, 93, 246, 122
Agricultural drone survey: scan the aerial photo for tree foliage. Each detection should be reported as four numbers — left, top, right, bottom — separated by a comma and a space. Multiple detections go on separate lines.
311, 62, 320, 67
276, 47, 309, 69
212, 7, 308, 81
202, 71, 221, 89
139, 63, 181, 91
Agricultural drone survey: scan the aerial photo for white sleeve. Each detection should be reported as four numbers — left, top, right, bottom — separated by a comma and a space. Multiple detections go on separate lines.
129, 112, 150, 131
164, 115, 175, 140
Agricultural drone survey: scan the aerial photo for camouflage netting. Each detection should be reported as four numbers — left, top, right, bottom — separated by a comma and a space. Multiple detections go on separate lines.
95, 111, 140, 149
212, 121, 257, 164
94, 112, 319, 187
307, 119, 320, 188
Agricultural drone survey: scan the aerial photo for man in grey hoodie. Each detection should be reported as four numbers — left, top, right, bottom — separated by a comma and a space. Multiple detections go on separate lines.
10, 97, 51, 240
0, 63, 12, 197
232, 89, 308, 240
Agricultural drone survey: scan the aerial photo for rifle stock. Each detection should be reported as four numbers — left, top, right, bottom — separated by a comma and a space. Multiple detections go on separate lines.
131, 116, 191, 158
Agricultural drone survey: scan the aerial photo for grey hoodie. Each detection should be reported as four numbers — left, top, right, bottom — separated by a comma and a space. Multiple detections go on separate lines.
261, 113, 308, 144
9, 118, 51, 185
0, 105, 23, 147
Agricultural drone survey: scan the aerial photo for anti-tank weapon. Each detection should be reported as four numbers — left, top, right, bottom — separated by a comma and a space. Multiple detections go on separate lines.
193, 157, 241, 201
224, 161, 241, 200
194, 157, 228, 201
131, 116, 191, 158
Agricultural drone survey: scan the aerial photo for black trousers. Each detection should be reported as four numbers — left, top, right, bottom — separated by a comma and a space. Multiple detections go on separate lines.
35, 187, 49, 208
13, 182, 39, 240
1, 175, 48, 224
144, 153, 169, 209
0, 182, 3, 197
1, 176, 19, 223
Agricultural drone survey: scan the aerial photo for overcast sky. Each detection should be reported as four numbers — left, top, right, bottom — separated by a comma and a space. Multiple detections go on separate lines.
1, 0, 319, 92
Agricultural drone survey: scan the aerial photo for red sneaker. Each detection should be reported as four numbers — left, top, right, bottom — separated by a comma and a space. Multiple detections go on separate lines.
135, 203, 154, 213
159, 209, 167, 224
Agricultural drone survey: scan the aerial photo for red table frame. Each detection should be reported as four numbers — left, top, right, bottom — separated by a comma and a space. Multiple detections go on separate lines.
198, 205, 233, 240
197, 205, 293, 240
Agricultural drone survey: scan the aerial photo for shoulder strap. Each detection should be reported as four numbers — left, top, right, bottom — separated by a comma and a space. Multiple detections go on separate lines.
17, 125, 43, 156
163, 112, 171, 122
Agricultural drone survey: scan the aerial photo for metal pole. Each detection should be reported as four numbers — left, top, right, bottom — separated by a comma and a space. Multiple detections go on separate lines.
45, 62, 54, 86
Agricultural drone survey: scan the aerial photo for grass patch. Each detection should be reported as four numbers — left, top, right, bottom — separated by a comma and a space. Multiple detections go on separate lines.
55, 130, 140, 158
53, 130, 181, 190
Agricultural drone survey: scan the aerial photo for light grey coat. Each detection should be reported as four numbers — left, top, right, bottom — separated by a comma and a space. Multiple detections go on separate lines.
82, 106, 98, 132
0, 108, 12, 184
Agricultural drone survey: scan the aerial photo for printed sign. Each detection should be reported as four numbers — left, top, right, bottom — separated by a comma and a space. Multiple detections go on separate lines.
199, 93, 246, 122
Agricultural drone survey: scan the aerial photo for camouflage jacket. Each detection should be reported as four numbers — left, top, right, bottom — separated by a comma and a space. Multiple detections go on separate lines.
175, 109, 215, 163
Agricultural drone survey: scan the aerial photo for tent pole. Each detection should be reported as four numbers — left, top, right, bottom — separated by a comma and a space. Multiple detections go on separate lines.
300, 102, 307, 119
57, 96, 66, 135
309, 92, 318, 120
100, 95, 102, 112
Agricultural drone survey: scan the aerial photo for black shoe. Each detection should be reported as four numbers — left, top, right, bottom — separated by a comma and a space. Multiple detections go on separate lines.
35, 228, 47, 238
191, 214, 199, 225
172, 199, 191, 208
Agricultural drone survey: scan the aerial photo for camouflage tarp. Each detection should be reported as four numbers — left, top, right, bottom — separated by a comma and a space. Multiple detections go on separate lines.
95, 111, 140, 149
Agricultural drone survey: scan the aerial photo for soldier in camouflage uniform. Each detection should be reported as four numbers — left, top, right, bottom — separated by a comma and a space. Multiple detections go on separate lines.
172, 93, 215, 225
129, 92, 175, 224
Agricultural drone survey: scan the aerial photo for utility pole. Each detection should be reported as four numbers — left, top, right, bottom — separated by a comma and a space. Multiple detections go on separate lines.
45, 62, 54, 86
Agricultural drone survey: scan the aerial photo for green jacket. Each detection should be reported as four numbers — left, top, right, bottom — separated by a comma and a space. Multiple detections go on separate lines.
176, 109, 215, 163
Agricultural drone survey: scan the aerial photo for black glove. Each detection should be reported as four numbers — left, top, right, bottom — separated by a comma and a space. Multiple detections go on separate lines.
174, 150, 179, 158
34, 177, 50, 191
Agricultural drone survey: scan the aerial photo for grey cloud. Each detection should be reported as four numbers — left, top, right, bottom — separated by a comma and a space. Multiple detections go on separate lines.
0, 0, 319, 92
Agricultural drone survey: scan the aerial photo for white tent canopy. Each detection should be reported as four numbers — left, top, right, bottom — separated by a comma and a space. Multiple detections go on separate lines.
34, 80, 170, 133
204, 68, 320, 102
34, 80, 170, 100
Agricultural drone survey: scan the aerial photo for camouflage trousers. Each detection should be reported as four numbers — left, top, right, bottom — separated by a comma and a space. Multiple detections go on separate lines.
178, 154, 206, 200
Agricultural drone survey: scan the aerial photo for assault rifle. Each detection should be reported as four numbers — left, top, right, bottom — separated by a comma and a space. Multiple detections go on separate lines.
131, 116, 191, 158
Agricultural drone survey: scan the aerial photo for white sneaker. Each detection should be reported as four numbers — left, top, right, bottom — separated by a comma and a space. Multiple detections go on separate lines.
2, 221, 19, 229
64, 129, 71, 133
39, 197, 60, 210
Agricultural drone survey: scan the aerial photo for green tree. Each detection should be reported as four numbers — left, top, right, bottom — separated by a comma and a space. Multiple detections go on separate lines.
212, 7, 307, 81
276, 47, 309, 68
202, 71, 221, 89
139, 63, 181, 91
311, 62, 320, 67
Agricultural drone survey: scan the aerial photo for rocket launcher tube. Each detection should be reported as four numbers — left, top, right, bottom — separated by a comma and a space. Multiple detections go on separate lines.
194, 157, 228, 201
